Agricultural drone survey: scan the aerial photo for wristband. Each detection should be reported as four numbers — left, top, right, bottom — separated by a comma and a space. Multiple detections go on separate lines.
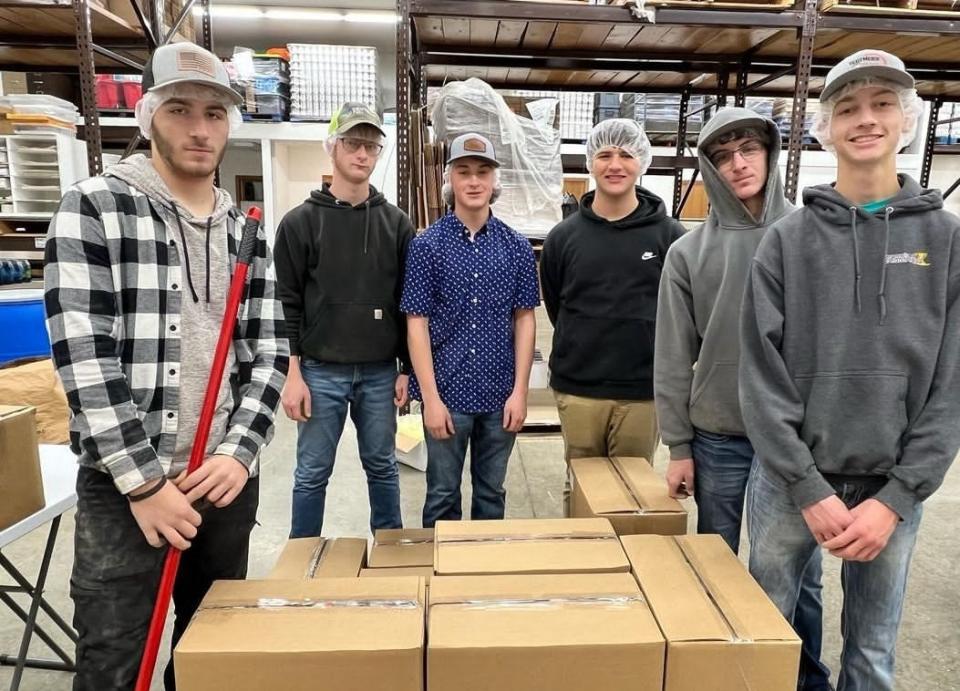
128, 476, 167, 503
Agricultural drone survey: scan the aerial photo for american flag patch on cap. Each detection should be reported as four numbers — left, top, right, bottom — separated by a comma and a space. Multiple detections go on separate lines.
176, 49, 217, 77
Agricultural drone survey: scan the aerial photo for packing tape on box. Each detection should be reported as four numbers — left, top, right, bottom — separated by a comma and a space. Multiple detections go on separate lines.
304, 538, 332, 579
201, 597, 421, 612
430, 594, 646, 611
437, 532, 619, 545
377, 536, 434, 547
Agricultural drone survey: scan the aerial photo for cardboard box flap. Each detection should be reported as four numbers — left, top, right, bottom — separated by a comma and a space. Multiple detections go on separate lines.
435, 518, 617, 543
621, 535, 732, 642
429, 574, 664, 649
430, 573, 641, 604
676, 535, 799, 643
360, 567, 433, 582
570, 457, 639, 514
434, 518, 628, 576
0, 404, 32, 419
611, 456, 687, 513
177, 578, 424, 655
267, 537, 367, 579
369, 528, 434, 568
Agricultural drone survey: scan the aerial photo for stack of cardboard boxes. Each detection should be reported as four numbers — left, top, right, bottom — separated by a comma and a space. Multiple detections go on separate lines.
175, 459, 800, 691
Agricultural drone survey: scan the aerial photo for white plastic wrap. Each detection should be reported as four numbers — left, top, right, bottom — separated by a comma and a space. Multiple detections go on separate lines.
432, 78, 563, 238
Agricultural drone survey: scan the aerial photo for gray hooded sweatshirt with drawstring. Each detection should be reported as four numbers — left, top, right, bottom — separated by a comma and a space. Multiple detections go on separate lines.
109, 153, 238, 470
655, 107, 792, 460
740, 174, 960, 518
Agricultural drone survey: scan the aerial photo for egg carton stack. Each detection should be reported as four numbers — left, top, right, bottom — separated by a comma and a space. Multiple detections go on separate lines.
288, 44, 380, 122
619, 94, 705, 144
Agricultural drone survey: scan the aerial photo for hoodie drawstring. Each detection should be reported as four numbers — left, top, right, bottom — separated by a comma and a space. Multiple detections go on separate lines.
205, 216, 212, 304
850, 207, 862, 315
363, 201, 370, 255
878, 207, 893, 325
169, 202, 200, 304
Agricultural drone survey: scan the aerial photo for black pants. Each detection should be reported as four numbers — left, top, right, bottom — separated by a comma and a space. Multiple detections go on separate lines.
70, 467, 259, 691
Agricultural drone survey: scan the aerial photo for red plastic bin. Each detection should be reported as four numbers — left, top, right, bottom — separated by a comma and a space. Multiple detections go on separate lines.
95, 75, 122, 109
122, 81, 143, 108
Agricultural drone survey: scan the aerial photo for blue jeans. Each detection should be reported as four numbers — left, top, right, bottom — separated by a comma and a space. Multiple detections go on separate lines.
747, 460, 922, 691
422, 410, 516, 527
291, 360, 402, 537
693, 430, 832, 690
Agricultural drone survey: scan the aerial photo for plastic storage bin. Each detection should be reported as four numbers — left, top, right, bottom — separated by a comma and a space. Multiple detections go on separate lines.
0, 289, 51, 365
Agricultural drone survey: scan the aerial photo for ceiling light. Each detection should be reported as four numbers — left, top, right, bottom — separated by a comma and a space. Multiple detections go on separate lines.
193, 5, 263, 19
344, 12, 399, 23
264, 9, 342, 21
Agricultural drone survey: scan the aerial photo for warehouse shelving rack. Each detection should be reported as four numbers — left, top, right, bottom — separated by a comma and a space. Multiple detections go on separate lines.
0, 0, 213, 178
396, 0, 960, 220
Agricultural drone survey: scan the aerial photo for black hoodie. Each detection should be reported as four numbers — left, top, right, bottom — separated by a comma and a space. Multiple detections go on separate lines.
274, 183, 414, 368
541, 186, 685, 399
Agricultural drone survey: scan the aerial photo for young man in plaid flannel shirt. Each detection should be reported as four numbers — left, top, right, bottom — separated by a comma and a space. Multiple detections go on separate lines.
43, 43, 288, 691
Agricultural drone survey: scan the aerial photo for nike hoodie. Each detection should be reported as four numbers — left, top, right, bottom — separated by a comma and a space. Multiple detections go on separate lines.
655, 108, 793, 460
541, 186, 685, 400
739, 175, 960, 518
274, 183, 414, 368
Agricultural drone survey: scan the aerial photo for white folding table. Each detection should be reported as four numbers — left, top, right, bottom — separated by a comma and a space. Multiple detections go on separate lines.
0, 445, 78, 690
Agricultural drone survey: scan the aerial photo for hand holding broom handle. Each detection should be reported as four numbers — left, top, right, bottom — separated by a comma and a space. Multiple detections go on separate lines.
134, 206, 262, 691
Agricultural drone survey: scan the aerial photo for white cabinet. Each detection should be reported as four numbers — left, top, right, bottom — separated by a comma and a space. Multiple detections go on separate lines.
0, 132, 86, 219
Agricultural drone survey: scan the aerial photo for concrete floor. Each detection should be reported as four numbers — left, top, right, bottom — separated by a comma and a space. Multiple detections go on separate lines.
2, 413, 959, 690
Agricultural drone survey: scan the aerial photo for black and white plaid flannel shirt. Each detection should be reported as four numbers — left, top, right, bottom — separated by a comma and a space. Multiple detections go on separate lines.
44, 174, 289, 494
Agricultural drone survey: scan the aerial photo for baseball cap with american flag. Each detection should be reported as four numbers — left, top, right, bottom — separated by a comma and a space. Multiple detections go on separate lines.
142, 42, 243, 106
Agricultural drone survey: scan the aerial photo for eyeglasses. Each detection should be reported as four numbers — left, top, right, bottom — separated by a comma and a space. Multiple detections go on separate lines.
340, 137, 384, 156
708, 140, 765, 169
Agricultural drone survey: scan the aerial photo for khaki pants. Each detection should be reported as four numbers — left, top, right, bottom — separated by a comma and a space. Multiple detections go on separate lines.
554, 391, 659, 515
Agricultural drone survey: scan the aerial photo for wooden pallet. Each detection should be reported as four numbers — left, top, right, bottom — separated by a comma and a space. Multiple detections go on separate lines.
821, 0, 959, 15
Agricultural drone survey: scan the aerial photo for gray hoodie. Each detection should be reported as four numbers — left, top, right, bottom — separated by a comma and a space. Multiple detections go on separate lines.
109, 154, 239, 472
740, 175, 960, 518
655, 107, 792, 460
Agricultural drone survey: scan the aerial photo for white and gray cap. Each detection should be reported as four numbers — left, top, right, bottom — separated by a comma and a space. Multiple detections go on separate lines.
446, 133, 500, 167
142, 42, 243, 106
820, 49, 915, 102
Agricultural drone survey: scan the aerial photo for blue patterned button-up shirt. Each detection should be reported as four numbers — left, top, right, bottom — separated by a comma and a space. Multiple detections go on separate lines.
401, 212, 540, 414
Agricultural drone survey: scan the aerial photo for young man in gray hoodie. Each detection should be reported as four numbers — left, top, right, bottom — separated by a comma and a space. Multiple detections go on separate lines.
655, 107, 830, 690
44, 43, 288, 690
741, 50, 960, 690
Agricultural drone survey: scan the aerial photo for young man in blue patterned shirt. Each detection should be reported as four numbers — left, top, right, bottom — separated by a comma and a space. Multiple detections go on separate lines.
402, 133, 540, 527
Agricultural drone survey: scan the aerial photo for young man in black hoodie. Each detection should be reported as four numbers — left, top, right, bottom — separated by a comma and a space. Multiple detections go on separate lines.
741, 50, 960, 689
541, 118, 684, 513
274, 102, 414, 537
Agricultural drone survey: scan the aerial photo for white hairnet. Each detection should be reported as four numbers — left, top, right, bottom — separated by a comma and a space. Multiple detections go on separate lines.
441, 162, 502, 209
134, 82, 242, 140
586, 118, 652, 175
811, 78, 924, 153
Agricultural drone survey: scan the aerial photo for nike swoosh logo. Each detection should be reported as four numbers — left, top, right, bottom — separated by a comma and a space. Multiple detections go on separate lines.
642, 252, 656, 261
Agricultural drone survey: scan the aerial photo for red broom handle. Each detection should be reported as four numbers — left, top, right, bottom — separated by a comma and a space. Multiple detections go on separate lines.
134, 206, 262, 691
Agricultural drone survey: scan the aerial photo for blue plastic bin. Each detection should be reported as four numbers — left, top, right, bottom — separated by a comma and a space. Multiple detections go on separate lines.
0, 289, 51, 365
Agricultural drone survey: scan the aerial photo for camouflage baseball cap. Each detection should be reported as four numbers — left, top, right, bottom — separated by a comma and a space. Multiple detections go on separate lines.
331, 102, 386, 138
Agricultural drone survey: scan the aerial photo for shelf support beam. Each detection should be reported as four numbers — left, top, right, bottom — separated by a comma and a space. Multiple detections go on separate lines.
784, 0, 818, 204
920, 97, 943, 189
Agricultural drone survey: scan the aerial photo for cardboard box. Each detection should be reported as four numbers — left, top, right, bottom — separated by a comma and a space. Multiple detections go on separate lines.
267, 537, 367, 579
369, 528, 434, 569
175, 578, 425, 691
571, 456, 688, 536
0, 406, 45, 530
622, 534, 801, 691
0, 359, 71, 444
360, 567, 433, 584
434, 518, 629, 576
428, 573, 664, 691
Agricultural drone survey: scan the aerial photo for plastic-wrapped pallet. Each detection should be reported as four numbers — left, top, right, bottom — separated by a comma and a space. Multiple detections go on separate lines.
288, 44, 379, 122
432, 78, 563, 239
